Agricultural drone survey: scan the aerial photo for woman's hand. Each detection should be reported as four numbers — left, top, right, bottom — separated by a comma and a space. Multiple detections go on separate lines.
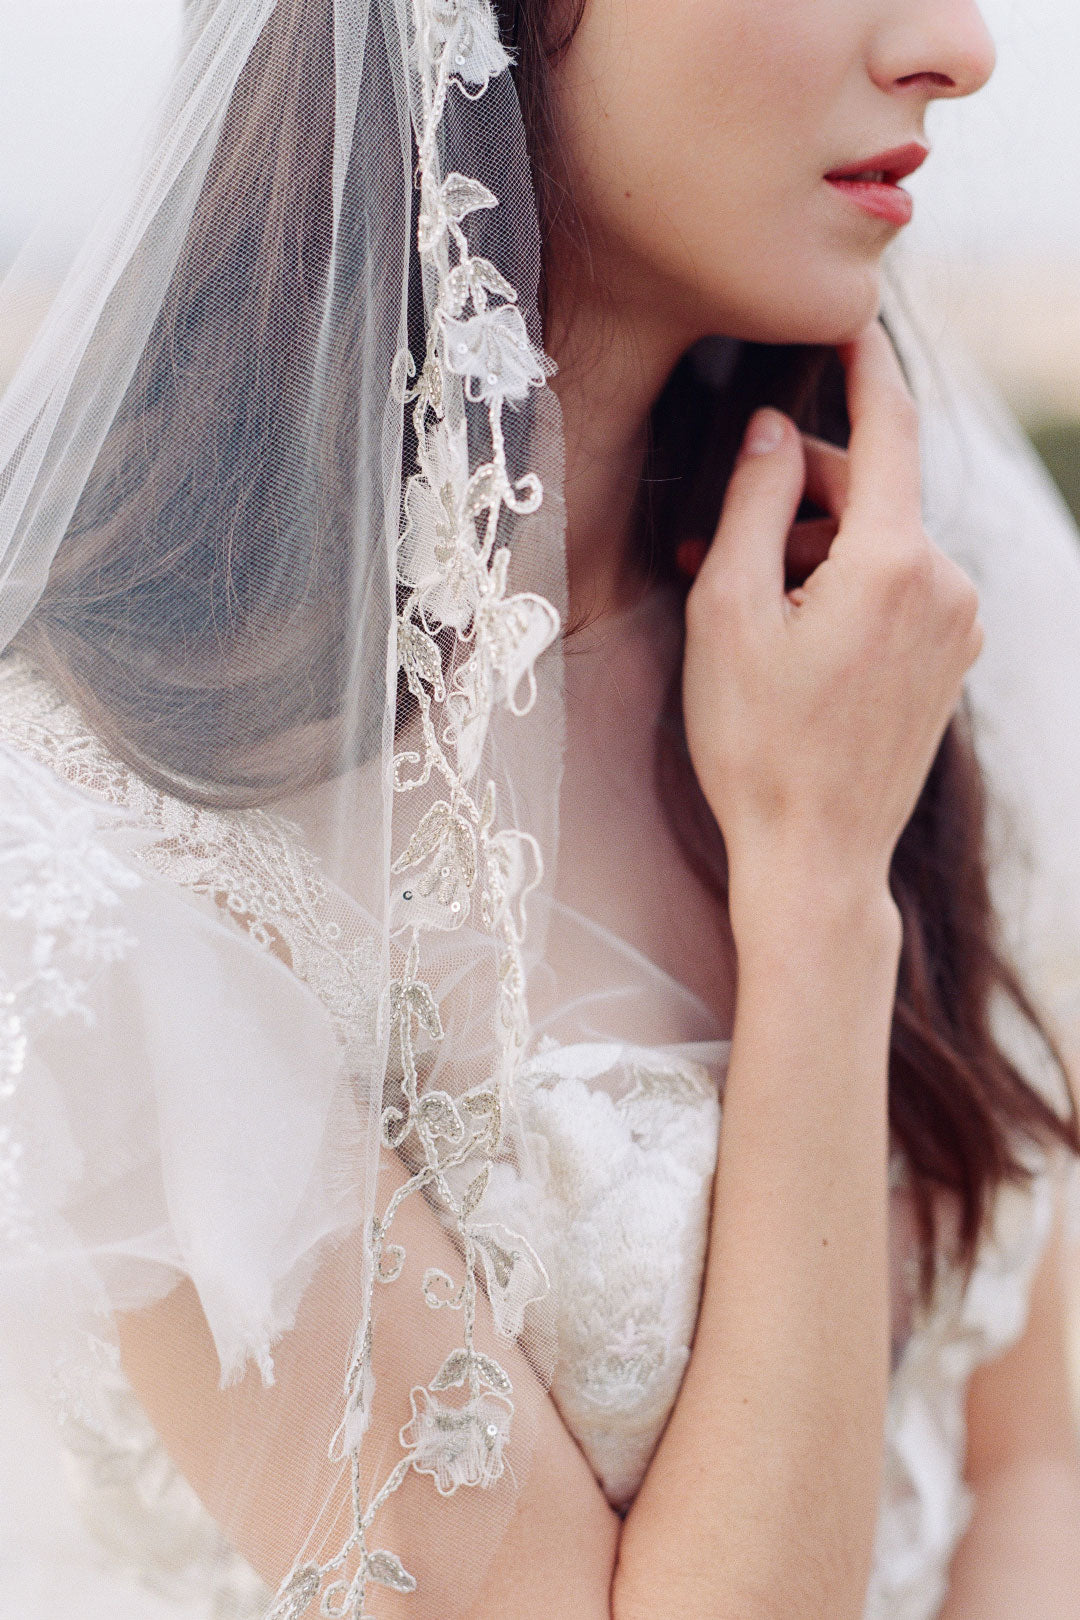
682, 319, 983, 932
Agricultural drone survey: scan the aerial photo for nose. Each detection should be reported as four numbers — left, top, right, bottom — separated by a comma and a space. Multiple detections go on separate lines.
871, 0, 997, 103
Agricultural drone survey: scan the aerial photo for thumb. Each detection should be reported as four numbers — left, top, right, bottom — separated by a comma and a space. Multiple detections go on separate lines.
700, 409, 806, 609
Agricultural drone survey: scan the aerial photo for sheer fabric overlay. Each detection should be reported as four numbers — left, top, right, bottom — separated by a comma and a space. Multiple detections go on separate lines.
0, 0, 571, 1613
0, 3, 1078, 1619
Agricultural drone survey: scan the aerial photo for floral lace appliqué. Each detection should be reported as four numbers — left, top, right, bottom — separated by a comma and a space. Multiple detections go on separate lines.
0, 744, 140, 1252
0, 654, 379, 1063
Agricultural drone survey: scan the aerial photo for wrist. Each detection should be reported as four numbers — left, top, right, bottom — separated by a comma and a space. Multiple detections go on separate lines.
727, 851, 902, 968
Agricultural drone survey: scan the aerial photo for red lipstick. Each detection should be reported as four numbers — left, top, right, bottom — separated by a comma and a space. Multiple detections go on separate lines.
825, 142, 929, 228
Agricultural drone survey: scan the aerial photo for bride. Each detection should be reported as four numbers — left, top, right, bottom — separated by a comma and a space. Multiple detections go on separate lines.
1, 0, 1079, 1616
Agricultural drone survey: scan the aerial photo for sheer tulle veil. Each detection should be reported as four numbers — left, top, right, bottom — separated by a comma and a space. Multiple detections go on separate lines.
0, 2, 1078, 1616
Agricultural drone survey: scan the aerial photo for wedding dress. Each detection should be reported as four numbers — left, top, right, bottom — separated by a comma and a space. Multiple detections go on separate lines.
0, 579, 1065, 1620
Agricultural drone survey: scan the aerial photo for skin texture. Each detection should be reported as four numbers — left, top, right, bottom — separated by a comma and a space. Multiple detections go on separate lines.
543, 0, 996, 614
550, 0, 996, 350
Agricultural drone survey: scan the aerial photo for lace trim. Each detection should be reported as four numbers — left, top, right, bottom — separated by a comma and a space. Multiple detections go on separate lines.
266, 0, 566, 1611
0, 741, 141, 1254
0, 653, 379, 1064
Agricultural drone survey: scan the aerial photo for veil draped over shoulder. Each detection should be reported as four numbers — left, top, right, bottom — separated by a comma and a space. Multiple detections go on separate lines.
0, 3, 1078, 1617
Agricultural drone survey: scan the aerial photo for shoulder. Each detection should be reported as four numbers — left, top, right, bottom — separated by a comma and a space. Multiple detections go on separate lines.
0, 649, 381, 1052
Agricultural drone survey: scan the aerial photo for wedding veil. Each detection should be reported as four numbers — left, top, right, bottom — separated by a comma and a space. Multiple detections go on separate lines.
1, 0, 569, 1612
0, 1, 1079, 1616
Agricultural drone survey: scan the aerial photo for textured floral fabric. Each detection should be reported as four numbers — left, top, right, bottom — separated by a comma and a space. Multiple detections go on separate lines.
0, 649, 1061, 1620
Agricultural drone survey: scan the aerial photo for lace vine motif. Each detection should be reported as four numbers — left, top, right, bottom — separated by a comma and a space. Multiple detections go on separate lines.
0, 656, 379, 1066
267, 0, 561, 1614
0, 750, 141, 1251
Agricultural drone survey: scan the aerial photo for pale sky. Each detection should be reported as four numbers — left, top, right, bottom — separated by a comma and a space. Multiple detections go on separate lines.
1, 0, 1079, 268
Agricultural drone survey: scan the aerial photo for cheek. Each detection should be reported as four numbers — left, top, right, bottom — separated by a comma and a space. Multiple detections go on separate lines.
553, 0, 876, 340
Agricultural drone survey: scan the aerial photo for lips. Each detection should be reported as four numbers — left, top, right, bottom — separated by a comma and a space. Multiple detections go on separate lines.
825, 142, 929, 228
825, 142, 930, 185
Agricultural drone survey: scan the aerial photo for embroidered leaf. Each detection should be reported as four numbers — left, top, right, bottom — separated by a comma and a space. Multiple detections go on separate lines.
464, 460, 502, 518
440, 172, 498, 223
442, 264, 472, 319
416, 1089, 465, 1142
405, 980, 444, 1040
450, 815, 478, 890
462, 1085, 497, 1117
431, 1347, 471, 1389
267, 1565, 322, 1620
469, 256, 517, 303
472, 1351, 513, 1395
367, 1551, 418, 1593
391, 800, 452, 873
461, 1162, 490, 1218
398, 615, 444, 696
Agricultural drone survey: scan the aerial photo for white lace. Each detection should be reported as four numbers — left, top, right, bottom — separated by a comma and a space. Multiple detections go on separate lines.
0, 741, 140, 1254
0, 0, 565, 1600
0, 654, 1063, 1620
308, 0, 567, 1609
0, 652, 379, 1063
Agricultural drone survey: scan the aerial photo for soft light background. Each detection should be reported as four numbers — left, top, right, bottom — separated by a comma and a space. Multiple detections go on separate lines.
1, 0, 1079, 1404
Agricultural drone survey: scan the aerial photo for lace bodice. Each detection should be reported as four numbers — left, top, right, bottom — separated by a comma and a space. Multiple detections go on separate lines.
0, 649, 1061, 1620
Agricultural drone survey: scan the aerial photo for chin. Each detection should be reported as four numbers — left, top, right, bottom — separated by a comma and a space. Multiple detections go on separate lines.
711, 261, 884, 349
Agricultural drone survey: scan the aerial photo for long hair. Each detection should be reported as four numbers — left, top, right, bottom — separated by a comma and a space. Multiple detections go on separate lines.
17, 0, 1079, 1301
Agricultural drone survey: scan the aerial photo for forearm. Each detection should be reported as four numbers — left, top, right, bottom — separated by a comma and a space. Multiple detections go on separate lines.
937, 1456, 1080, 1619
613, 870, 901, 1620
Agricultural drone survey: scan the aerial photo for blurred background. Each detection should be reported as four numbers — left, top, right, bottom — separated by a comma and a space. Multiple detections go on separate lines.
1, 0, 1080, 1408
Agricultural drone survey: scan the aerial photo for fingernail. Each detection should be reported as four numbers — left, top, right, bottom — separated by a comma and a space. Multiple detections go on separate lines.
741, 408, 786, 457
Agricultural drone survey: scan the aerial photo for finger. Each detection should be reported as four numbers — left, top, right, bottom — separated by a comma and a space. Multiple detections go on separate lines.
836, 320, 922, 533
800, 434, 850, 519
785, 517, 839, 585
701, 408, 806, 610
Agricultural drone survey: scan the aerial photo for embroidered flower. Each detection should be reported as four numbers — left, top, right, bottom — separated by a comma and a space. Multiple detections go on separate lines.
446, 549, 560, 778
420, 0, 511, 94
443, 254, 517, 321
471, 1219, 550, 1337
399, 1386, 513, 1494
398, 420, 485, 632
443, 305, 553, 405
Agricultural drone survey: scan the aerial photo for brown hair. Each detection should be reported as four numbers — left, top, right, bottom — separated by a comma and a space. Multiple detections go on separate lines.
19, 0, 1079, 1300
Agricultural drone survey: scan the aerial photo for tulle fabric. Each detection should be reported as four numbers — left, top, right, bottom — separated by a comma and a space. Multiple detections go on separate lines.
0, 0, 573, 1612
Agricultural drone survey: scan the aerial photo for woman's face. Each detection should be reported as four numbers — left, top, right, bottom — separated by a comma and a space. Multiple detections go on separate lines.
549, 0, 996, 348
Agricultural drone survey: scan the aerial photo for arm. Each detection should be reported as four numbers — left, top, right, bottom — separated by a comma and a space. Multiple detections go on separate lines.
117, 1137, 622, 1620
613, 861, 900, 1620
937, 1204, 1080, 1619
614, 321, 983, 1620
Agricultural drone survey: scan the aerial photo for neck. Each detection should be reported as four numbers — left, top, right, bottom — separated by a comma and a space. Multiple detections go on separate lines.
545, 259, 696, 627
